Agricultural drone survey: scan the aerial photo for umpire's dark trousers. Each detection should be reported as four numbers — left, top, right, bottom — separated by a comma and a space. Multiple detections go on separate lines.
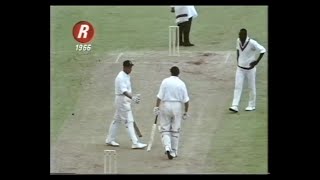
178, 17, 193, 45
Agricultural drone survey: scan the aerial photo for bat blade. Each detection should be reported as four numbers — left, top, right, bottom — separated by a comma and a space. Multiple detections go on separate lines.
134, 121, 142, 137
147, 124, 157, 151
147, 115, 158, 151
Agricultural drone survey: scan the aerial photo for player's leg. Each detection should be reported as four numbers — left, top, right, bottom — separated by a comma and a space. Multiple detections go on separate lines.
177, 22, 184, 45
178, 20, 189, 46
230, 67, 245, 112
184, 17, 194, 46
105, 109, 121, 146
159, 102, 174, 158
126, 111, 147, 149
246, 67, 256, 110
170, 102, 183, 158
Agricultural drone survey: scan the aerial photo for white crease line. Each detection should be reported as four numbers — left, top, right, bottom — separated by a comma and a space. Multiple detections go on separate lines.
224, 52, 231, 63
104, 61, 223, 65
115, 52, 124, 63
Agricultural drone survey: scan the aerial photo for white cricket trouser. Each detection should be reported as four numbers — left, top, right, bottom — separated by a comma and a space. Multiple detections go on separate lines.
159, 101, 183, 155
232, 67, 256, 107
106, 96, 138, 144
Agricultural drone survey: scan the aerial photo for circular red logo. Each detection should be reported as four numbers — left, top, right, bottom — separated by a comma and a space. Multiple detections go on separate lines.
72, 21, 95, 43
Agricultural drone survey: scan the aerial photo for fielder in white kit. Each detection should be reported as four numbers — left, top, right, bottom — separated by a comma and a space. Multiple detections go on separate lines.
153, 66, 189, 159
229, 28, 266, 112
105, 60, 147, 149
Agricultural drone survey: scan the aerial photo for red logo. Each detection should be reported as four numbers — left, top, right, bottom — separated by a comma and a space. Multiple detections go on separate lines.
72, 21, 95, 43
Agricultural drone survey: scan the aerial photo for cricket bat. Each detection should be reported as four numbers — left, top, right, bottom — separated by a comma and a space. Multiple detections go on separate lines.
134, 121, 142, 137
147, 115, 158, 151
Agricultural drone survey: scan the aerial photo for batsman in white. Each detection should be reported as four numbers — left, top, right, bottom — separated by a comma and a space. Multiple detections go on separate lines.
229, 28, 266, 113
105, 60, 147, 149
153, 66, 190, 159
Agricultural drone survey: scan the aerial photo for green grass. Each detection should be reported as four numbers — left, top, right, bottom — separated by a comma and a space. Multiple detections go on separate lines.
206, 66, 268, 173
206, 54, 268, 173
51, 6, 268, 172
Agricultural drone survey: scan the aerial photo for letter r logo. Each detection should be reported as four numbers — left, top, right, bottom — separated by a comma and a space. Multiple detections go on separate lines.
73, 21, 95, 43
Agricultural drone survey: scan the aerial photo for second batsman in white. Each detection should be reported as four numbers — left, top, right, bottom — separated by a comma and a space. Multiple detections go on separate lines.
153, 66, 190, 159
105, 60, 147, 149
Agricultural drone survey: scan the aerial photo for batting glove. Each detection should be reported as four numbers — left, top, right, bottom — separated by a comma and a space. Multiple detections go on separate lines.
153, 107, 160, 115
182, 112, 189, 120
132, 95, 140, 104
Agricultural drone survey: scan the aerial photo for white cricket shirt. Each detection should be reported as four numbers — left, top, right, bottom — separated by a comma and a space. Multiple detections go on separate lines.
157, 76, 189, 103
237, 36, 266, 68
115, 71, 132, 95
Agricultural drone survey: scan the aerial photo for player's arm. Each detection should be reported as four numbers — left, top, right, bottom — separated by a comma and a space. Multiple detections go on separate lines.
123, 91, 140, 104
155, 88, 162, 108
254, 53, 265, 65
118, 78, 136, 100
123, 91, 132, 99
118, 78, 131, 98
237, 50, 239, 63
153, 98, 161, 115
156, 98, 161, 107
153, 81, 164, 115
184, 101, 189, 113
182, 84, 190, 120
156, 80, 165, 107
183, 84, 190, 113
236, 39, 240, 63
250, 41, 266, 68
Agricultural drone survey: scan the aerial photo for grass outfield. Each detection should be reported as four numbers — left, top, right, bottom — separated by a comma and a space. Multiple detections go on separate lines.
51, 6, 268, 173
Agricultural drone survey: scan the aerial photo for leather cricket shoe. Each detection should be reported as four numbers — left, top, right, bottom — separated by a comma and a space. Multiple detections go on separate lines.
164, 146, 175, 160
166, 151, 174, 160
106, 140, 120, 147
131, 142, 147, 149
169, 151, 177, 158
229, 106, 239, 112
183, 43, 195, 46
245, 106, 256, 111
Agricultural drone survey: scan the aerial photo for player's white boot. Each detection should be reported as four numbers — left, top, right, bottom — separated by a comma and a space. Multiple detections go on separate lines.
126, 122, 147, 149
229, 106, 238, 112
164, 146, 174, 160
106, 120, 120, 146
106, 140, 120, 147
171, 133, 179, 157
245, 106, 256, 111
132, 142, 147, 149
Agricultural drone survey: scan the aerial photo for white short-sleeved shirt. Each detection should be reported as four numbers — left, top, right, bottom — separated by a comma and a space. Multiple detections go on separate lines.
157, 76, 189, 103
187, 6, 198, 19
115, 71, 131, 95
236, 36, 266, 68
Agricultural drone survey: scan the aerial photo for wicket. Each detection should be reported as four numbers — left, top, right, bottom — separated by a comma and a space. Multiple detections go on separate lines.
104, 150, 117, 174
169, 26, 180, 56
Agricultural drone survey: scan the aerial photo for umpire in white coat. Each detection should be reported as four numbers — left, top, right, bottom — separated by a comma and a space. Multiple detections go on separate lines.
171, 6, 198, 46
106, 60, 147, 149
229, 29, 266, 112
153, 66, 190, 159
